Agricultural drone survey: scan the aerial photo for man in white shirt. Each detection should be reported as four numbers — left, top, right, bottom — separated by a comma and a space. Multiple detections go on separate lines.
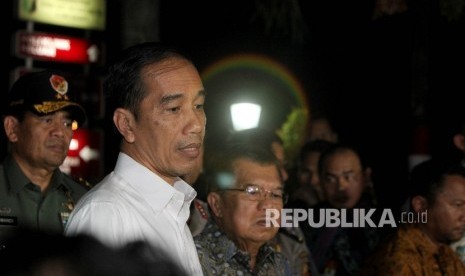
65, 42, 205, 275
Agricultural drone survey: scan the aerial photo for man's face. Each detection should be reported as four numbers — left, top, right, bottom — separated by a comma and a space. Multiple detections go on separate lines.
7, 111, 74, 171
217, 158, 283, 246
308, 118, 337, 142
320, 150, 366, 208
425, 175, 465, 244
128, 58, 206, 184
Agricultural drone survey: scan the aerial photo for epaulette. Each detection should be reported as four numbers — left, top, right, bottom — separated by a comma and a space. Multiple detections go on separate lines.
72, 176, 94, 190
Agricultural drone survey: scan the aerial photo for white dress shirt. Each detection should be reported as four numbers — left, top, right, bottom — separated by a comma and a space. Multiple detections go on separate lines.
65, 152, 203, 275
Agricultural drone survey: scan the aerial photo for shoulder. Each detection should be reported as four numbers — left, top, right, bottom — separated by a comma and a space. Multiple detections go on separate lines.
59, 170, 94, 192
69, 175, 94, 191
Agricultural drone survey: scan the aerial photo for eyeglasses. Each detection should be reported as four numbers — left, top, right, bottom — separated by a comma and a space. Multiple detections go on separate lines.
222, 184, 288, 204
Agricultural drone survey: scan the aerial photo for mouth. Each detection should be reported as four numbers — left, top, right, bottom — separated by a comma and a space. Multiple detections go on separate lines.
256, 216, 277, 227
334, 194, 349, 203
47, 142, 67, 154
457, 226, 465, 234
179, 143, 201, 158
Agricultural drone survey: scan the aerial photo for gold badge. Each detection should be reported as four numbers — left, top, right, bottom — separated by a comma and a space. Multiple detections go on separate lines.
49, 74, 68, 95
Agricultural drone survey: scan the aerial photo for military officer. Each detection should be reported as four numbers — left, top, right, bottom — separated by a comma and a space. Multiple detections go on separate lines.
0, 70, 90, 243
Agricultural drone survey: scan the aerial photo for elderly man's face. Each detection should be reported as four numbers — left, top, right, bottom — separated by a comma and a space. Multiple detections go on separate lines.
212, 158, 284, 247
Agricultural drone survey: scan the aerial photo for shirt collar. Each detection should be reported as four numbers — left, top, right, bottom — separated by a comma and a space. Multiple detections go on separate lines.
114, 152, 197, 212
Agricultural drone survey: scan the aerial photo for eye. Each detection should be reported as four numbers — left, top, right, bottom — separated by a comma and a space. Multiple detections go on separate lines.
245, 185, 261, 196
271, 190, 284, 199
40, 117, 54, 125
167, 106, 181, 113
344, 172, 357, 181
63, 119, 74, 128
325, 175, 337, 184
194, 104, 204, 110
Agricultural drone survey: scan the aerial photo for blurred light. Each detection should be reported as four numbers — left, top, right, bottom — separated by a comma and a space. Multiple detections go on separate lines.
72, 120, 79, 131
69, 138, 79, 150
230, 103, 261, 131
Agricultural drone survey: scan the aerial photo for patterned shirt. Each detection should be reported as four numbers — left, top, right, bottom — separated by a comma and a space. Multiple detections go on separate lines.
360, 224, 465, 275
194, 219, 290, 276
302, 199, 382, 276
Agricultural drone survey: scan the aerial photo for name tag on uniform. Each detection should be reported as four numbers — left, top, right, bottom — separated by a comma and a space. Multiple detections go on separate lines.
0, 216, 17, 226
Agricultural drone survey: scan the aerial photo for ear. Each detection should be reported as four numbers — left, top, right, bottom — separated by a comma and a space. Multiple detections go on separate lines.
411, 195, 427, 213
207, 192, 223, 218
453, 134, 465, 152
113, 108, 136, 143
3, 116, 20, 142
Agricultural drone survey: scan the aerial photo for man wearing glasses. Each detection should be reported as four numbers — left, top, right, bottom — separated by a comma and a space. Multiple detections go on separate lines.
194, 142, 289, 275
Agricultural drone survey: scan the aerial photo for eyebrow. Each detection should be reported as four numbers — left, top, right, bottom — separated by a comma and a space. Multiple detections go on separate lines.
160, 90, 206, 105
160, 93, 183, 104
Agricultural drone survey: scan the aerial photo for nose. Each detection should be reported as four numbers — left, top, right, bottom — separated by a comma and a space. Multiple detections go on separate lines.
186, 109, 206, 135
259, 193, 277, 210
337, 176, 350, 191
50, 119, 68, 137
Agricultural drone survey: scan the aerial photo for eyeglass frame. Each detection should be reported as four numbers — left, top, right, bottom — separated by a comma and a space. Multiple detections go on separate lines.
221, 184, 288, 204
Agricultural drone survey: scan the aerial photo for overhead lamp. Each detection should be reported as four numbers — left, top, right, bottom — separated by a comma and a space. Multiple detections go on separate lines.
230, 102, 262, 131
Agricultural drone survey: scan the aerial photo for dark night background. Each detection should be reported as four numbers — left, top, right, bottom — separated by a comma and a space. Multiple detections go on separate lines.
3, 0, 465, 210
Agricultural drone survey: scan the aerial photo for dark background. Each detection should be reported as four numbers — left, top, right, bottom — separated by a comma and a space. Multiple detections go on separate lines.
3, 0, 465, 210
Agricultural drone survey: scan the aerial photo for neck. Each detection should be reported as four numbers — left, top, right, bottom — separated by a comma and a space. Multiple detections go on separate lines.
12, 155, 54, 192
236, 239, 262, 270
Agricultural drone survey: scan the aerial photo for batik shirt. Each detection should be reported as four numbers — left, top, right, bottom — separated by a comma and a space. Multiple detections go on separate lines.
360, 224, 465, 275
302, 198, 382, 276
194, 219, 290, 276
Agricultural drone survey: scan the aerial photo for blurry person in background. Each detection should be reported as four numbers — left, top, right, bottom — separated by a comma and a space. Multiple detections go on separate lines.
65, 42, 205, 275
453, 119, 465, 167
0, 70, 89, 244
0, 229, 187, 276
450, 119, 465, 262
289, 139, 335, 209
304, 143, 380, 276
361, 159, 465, 275
195, 142, 289, 275
306, 116, 338, 143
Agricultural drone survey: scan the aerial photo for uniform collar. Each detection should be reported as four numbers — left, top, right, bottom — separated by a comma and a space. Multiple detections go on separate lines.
4, 155, 68, 194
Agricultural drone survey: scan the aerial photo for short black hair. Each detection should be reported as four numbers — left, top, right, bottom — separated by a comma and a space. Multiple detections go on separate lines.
409, 159, 465, 204
227, 127, 283, 148
205, 142, 279, 193
298, 139, 335, 168
104, 42, 194, 120
317, 143, 365, 176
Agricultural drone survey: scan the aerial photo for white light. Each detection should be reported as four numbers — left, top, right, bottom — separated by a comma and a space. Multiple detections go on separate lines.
230, 103, 261, 131
69, 139, 79, 150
